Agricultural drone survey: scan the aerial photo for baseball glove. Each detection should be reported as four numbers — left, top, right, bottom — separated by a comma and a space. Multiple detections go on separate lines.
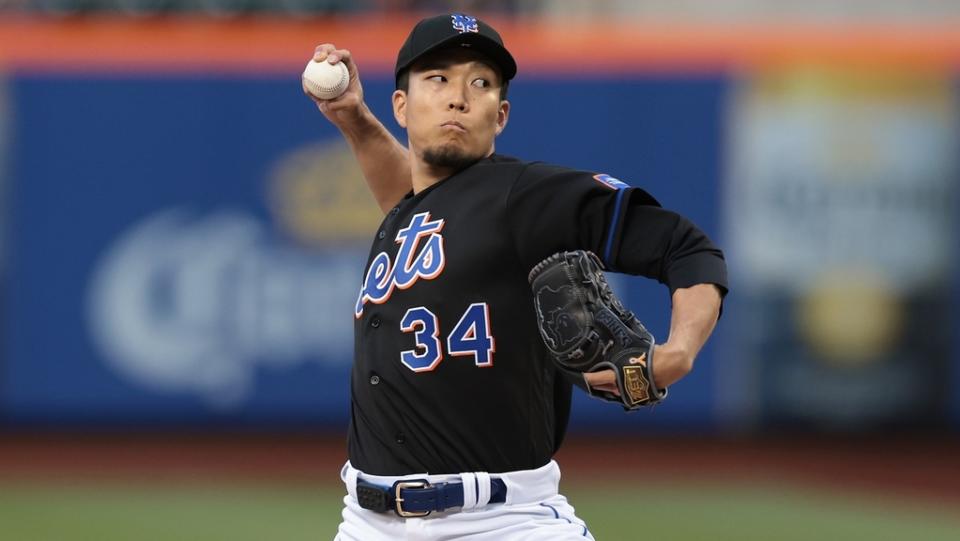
528, 250, 667, 410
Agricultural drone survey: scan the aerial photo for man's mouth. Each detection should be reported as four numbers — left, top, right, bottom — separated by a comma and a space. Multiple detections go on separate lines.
441, 121, 467, 133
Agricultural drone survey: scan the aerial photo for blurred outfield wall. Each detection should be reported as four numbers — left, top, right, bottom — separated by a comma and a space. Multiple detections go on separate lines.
0, 16, 958, 433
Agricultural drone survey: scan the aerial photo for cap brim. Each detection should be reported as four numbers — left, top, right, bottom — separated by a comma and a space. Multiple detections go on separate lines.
398, 32, 517, 84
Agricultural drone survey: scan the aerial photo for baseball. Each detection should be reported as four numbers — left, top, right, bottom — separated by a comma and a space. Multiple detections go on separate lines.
302, 59, 350, 100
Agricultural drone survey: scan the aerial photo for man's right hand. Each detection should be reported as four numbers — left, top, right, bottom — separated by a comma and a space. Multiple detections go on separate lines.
304, 44, 368, 128
302, 43, 412, 213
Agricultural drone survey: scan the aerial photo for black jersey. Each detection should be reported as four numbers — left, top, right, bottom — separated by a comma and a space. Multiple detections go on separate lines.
348, 154, 727, 476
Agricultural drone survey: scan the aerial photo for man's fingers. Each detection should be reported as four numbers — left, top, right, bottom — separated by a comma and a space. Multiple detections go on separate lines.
312, 45, 353, 66
329, 48, 352, 64
583, 370, 615, 386
313, 43, 336, 62
583, 369, 619, 396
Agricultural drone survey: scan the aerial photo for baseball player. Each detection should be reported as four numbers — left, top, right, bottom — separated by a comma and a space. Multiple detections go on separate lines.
305, 13, 728, 541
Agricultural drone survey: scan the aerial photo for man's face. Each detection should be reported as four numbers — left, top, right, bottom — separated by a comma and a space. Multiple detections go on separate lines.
393, 48, 510, 170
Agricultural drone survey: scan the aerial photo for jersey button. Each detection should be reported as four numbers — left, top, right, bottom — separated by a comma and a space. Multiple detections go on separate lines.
377, 230, 386, 239
370, 316, 381, 328
395, 432, 405, 444
369, 373, 380, 385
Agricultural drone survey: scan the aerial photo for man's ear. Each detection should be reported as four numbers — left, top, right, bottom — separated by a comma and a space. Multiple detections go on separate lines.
495, 99, 510, 136
393, 89, 408, 128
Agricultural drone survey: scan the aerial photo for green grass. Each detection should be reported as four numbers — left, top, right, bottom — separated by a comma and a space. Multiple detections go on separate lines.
1, 481, 958, 540
569, 484, 960, 541
0, 482, 341, 541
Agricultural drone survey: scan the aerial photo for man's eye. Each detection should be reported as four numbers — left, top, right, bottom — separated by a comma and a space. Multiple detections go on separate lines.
472, 78, 489, 88
427, 75, 446, 82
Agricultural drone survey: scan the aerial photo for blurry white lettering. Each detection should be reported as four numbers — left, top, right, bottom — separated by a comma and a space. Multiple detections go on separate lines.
87, 209, 360, 408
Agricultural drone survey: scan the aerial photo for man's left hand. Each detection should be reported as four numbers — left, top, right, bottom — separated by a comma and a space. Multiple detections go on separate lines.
583, 343, 693, 396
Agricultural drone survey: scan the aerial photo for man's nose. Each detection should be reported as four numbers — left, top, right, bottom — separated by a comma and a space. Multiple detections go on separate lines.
447, 86, 469, 112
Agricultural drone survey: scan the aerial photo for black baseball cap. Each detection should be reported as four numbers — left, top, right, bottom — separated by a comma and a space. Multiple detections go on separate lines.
395, 13, 517, 88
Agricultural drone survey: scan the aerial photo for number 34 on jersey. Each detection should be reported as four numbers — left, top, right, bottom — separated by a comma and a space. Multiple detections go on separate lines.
400, 302, 495, 373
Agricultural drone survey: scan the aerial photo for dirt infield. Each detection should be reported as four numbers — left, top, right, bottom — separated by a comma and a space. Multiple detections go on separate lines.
1, 433, 957, 507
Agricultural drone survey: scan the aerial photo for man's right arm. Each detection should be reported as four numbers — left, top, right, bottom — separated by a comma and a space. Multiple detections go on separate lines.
305, 45, 411, 214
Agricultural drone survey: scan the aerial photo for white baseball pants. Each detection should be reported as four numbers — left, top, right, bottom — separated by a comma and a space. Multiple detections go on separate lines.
334, 460, 595, 541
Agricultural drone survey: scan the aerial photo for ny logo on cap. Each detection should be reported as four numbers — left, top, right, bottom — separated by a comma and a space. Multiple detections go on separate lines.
451, 14, 479, 34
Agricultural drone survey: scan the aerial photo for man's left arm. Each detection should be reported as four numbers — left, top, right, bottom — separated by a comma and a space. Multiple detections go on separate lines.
651, 283, 723, 388
583, 194, 728, 395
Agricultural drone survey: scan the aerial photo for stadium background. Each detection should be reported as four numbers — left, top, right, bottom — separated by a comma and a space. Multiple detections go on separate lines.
1, 1, 959, 539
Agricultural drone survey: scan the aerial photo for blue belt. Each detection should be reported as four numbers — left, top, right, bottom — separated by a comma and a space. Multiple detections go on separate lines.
356, 478, 508, 517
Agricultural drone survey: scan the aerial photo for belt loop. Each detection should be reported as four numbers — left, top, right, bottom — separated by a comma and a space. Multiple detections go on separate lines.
475, 471, 491, 507
342, 462, 360, 502
459, 472, 478, 510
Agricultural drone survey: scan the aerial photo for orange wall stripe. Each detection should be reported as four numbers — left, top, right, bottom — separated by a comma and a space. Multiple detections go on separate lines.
1, 15, 959, 74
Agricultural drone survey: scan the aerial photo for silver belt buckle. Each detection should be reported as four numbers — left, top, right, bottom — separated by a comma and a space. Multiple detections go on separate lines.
394, 480, 431, 517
